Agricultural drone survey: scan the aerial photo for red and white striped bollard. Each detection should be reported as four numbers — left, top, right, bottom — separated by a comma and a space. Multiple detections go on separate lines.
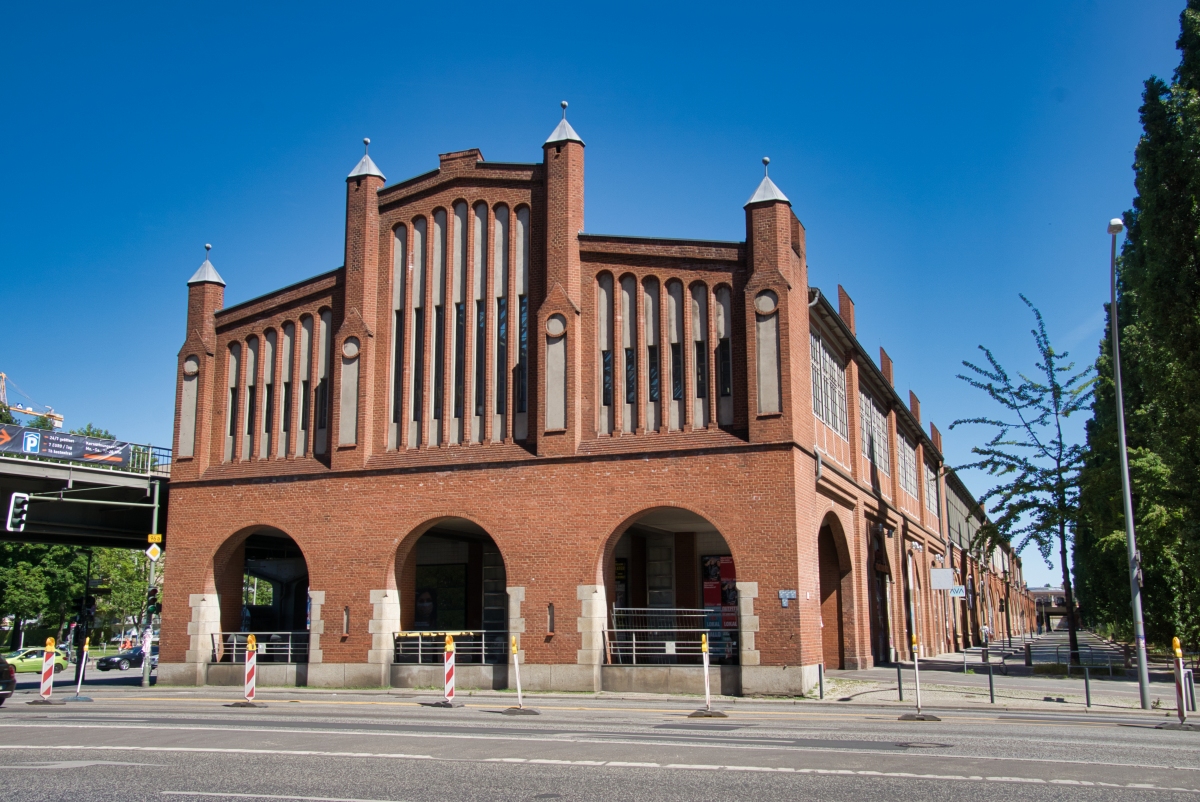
40, 637, 56, 701
443, 634, 455, 703
244, 633, 257, 703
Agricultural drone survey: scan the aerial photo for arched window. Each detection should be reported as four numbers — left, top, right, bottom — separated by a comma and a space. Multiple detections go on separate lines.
224, 342, 241, 462
666, 280, 684, 430
514, 206, 530, 440
643, 277, 661, 431
243, 335, 259, 460
262, 330, 276, 458
431, 209, 447, 446
298, 316, 313, 455
389, 224, 407, 450
471, 202, 488, 443
451, 204, 467, 443
690, 284, 709, 428
546, 314, 567, 429
408, 217, 427, 448
315, 310, 332, 454
715, 286, 734, 425
339, 336, 360, 446
597, 273, 614, 435
620, 275, 638, 432
281, 322, 295, 457
493, 204, 510, 442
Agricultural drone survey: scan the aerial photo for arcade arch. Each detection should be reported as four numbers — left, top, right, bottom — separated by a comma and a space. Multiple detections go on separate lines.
393, 517, 508, 664
211, 526, 310, 662
602, 507, 740, 665
817, 514, 852, 670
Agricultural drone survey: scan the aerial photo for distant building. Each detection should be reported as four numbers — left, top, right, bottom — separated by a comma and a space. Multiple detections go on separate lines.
160, 109, 1033, 692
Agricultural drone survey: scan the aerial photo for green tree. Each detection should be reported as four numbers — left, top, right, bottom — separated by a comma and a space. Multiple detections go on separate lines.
70, 423, 116, 440
951, 296, 1094, 663
0, 404, 15, 425
1076, 0, 1200, 648
24, 414, 54, 430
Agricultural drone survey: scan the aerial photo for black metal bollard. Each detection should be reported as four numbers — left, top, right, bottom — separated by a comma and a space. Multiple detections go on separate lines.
1084, 666, 1091, 709
897, 662, 904, 702
988, 662, 995, 704
819, 663, 825, 700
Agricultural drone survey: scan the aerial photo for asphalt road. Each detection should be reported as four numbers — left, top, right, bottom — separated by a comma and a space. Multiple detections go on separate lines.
1, 688, 1198, 801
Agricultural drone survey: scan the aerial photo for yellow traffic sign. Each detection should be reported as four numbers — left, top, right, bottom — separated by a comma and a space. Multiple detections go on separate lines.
147, 533, 163, 544
145, 543, 162, 562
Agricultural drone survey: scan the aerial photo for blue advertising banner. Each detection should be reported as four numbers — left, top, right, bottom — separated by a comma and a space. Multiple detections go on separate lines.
0, 424, 132, 468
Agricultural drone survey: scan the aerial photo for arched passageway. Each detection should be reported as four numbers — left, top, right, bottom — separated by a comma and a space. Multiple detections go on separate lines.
213, 527, 310, 663
394, 518, 508, 665
818, 524, 848, 669
868, 526, 893, 665
603, 508, 739, 665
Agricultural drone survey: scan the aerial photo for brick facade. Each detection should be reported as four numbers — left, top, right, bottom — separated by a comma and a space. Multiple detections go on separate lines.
160, 111, 1033, 692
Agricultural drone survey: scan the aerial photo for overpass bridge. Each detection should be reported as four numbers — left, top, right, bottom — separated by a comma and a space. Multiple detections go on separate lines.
1, 423, 170, 549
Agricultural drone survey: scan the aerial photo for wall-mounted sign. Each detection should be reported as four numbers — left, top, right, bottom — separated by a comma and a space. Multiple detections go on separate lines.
778, 589, 798, 608
930, 568, 955, 590
949, 585, 966, 598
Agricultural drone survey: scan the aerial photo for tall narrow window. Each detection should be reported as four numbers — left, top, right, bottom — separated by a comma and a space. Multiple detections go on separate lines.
898, 432, 918, 497
179, 356, 199, 458
471, 203, 488, 442
810, 331, 848, 439
514, 207, 530, 439
546, 314, 567, 429
597, 273, 614, 434
451, 204, 467, 442
754, 291, 781, 415
244, 336, 258, 460
667, 280, 684, 429
225, 342, 241, 462
315, 311, 332, 454
715, 286, 733, 425
925, 461, 940, 516
262, 330, 275, 459
280, 322, 294, 456
643, 278, 661, 430
492, 204, 509, 442
299, 316, 312, 454
860, 389, 890, 472
620, 275, 638, 432
389, 224, 407, 449
408, 217, 427, 448
691, 284, 709, 428
431, 209, 447, 446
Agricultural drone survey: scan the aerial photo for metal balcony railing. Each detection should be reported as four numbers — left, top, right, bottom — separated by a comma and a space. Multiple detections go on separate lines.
393, 631, 509, 665
605, 608, 740, 665
210, 631, 309, 664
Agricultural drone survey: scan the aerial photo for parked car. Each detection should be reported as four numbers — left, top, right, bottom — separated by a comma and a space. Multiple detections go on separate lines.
0, 655, 15, 706
96, 646, 158, 672
4, 648, 68, 674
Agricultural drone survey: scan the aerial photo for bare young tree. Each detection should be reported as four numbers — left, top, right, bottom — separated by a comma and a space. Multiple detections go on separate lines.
951, 296, 1094, 663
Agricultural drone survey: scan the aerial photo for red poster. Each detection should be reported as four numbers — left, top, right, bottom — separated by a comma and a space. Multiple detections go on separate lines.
701, 555, 738, 629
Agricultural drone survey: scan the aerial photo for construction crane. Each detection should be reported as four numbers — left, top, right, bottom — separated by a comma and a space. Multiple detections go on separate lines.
0, 372, 64, 429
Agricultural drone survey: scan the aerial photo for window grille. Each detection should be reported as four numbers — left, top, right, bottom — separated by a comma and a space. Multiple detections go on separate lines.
859, 389, 890, 471
898, 432, 918, 497
810, 331, 848, 439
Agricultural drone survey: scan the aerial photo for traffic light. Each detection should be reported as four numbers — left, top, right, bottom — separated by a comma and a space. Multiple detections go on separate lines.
6, 493, 30, 532
147, 587, 160, 616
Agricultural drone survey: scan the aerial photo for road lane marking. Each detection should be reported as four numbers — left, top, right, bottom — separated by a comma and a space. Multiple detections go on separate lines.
3, 722, 1196, 774
164, 793, 414, 802
0, 744, 1196, 793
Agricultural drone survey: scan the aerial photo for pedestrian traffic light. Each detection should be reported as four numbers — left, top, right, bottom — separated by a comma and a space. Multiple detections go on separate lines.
6, 493, 30, 532
147, 587, 160, 616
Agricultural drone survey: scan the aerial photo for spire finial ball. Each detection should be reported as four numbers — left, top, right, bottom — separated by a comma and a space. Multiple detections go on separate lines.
363, 137, 371, 152
561, 100, 568, 119
762, 156, 770, 176
205, 243, 212, 253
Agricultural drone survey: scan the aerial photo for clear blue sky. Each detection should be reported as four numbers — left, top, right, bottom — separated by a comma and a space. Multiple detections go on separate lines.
0, 1, 1184, 585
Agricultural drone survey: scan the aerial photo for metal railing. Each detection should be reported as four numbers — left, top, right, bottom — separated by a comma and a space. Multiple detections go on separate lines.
210, 631, 309, 663
605, 608, 739, 666
393, 631, 508, 665
1, 440, 171, 479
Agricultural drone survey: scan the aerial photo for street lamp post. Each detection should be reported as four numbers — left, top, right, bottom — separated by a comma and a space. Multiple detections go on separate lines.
1108, 217, 1151, 710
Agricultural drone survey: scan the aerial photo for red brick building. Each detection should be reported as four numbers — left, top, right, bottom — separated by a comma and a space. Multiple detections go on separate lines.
161, 106, 1033, 692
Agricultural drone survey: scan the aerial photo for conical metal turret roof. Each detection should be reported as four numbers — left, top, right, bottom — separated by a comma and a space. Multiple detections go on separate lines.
347, 137, 385, 180
544, 101, 584, 146
188, 244, 225, 286
744, 157, 790, 207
